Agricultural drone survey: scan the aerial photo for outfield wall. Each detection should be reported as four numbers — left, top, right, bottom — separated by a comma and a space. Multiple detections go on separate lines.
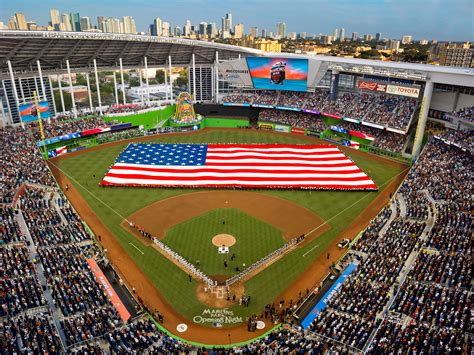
103, 105, 176, 129
202, 117, 249, 128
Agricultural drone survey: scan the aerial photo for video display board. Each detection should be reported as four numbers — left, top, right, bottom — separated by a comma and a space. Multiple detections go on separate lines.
19, 101, 51, 122
246, 57, 308, 92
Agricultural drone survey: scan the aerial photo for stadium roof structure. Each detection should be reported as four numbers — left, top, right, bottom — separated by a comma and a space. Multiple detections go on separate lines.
0, 30, 262, 79
265, 53, 474, 87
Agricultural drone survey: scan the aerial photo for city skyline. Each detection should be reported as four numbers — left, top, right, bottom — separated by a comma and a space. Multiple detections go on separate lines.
1, 0, 473, 41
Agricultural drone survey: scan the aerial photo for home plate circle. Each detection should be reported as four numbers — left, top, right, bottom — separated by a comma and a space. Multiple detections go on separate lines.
176, 323, 188, 333
256, 321, 266, 330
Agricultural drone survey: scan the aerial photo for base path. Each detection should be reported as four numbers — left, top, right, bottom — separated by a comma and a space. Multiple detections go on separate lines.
48, 127, 409, 345
125, 190, 328, 242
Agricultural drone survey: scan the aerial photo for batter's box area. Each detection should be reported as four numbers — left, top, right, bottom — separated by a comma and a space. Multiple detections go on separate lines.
100, 143, 377, 190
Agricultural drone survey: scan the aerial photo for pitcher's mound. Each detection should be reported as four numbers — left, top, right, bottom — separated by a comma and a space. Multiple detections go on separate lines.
212, 234, 236, 247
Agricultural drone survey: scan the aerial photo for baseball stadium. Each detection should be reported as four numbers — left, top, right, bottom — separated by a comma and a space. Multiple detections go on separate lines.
0, 30, 472, 353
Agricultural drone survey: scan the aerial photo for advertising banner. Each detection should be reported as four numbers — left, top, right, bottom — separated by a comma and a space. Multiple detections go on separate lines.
342, 117, 360, 124
81, 127, 111, 137
111, 123, 133, 131
219, 58, 253, 87
275, 106, 301, 112
274, 124, 291, 133
330, 125, 349, 134
362, 121, 384, 129
357, 80, 387, 93
223, 102, 251, 107
258, 123, 274, 130
252, 104, 274, 109
291, 127, 306, 134
301, 263, 357, 329
307, 130, 321, 137
386, 127, 407, 134
87, 258, 131, 322
323, 112, 342, 119
20, 101, 51, 122
386, 85, 420, 98
303, 109, 321, 115
246, 57, 308, 92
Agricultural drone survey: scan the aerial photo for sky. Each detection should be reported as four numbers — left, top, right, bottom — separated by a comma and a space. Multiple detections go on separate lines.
1, 0, 473, 41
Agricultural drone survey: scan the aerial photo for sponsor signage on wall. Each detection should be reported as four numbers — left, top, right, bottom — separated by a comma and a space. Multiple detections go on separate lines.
291, 127, 305, 134
386, 85, 420, 98
357, 80, 387, 92
274, 124, 291, 132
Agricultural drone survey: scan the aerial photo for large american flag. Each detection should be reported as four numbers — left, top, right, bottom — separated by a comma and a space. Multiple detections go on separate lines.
100, 143, 377, 190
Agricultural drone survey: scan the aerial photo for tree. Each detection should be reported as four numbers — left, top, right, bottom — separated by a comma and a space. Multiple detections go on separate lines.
155, 69, 165, 84
175, 69, 188, 88
53, 90, 72, 111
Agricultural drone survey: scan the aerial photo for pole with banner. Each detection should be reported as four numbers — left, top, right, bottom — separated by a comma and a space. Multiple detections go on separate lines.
33, 90, 48, 159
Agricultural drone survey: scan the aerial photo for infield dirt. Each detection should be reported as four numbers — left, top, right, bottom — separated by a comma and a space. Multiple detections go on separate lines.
48, 128, 408, 345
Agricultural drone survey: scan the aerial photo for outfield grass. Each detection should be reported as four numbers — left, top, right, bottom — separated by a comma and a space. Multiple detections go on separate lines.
55, 129, 406, 325
164, 208, 286, 277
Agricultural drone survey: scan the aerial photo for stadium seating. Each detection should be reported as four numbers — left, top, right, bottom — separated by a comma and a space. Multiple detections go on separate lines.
0, 113, 471, 353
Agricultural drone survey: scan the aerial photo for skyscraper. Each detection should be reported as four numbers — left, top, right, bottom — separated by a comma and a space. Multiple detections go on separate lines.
162, 22, 170, 36
15, 13, 28, 30
339, 28, 345, 41
351, 32, 358, 41
207, 23, 218, 38
276, 22, 286, 39
261, 29, 267, 38
97, 16, 106, 32
333, 28, 339, 41
80, 17, 91, 31
363, 34, 372, 42
250, 27, 259, 38
183, 19, 191, 36
375, 32, 382, 41
234, 23, 244, 39
199, 22, 207, 37
153, 17, 162, 36
224, 13, 232, 32
50, 9, 60, 30
61, 13, 72, 31
70, 13, 81, 32
401, 35, 412, 44
122, 16, 136, 34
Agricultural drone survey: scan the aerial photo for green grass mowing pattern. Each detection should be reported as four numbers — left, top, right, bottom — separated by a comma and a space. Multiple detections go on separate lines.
163, 208, 286, 277
55, 129, 407, 324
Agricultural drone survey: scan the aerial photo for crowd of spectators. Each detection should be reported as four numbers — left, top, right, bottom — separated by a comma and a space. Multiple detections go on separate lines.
446, 105, 474, 122
435, 128, 474, 152
223, 89, 419, 131
0, 111, 471, 353
258, 110, 327, 132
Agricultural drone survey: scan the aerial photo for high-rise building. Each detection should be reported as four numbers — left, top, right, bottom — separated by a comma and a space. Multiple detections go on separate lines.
199, 22, 207, 36
174, 26, 181, 37
420, 39, 429, 45
375, 32, 382, 41
61, 13, 72, 31
50, 9, 60, 30
162, 22, 170, 36
333, 28, 339, 40
276, 22, 286, 39
80, 17, 91, 31
300, 32, 307, 39
8, 16, 18, 30
439, 44, 474, 67
339, 28, 345, 41
183, 19, 191, 36
261, 29, 267, 38
222, 13, 232, 33
234, 23, 244, 39
16, 13, 28, 30
388, 39, 400, 51
351, 32, 358, 41
70, 13, 81, 32
287, 32, 297, 40
207, 23, 218, 38
97, 16, 106, 32
250, 27, 259, 38
122, 16, 136, 34
401, 35, 412, 44
153, 17, 162, 36
106, 18, 121, 33
363, 34, 372, 42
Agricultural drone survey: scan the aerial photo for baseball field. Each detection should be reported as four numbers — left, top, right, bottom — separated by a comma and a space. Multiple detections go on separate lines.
48, 128, 408, 345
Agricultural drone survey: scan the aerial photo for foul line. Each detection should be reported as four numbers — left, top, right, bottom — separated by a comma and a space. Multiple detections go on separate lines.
48, 160, 130, 224
302, 244, 319, 257
304, 166, 410, 240
129, 242, 145, 255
